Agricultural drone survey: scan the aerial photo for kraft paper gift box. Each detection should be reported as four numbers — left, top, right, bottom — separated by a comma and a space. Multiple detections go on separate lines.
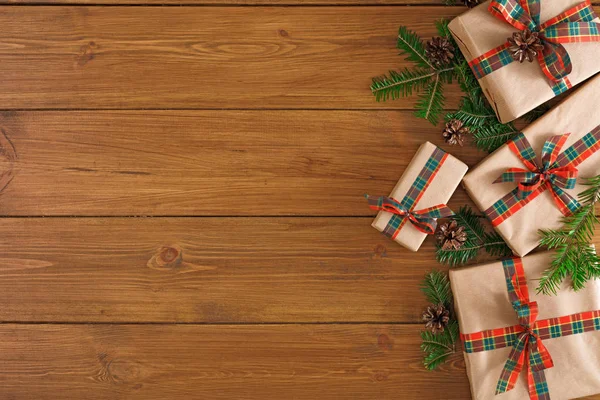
448, 0, 600, 123
450, 252, 600, 400
463, 73, 600, 257
367, 142, 468, 252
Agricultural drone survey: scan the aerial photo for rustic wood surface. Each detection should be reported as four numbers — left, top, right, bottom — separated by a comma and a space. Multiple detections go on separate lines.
0, 3, 599, 400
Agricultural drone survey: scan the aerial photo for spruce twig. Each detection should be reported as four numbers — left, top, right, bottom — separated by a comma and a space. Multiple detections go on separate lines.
370, 22, 456, 125
419, 271, 458, 370
436, 206, 512, 266
537, 175, 600, 295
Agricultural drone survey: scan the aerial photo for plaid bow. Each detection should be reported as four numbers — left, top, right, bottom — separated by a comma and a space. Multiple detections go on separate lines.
469, 0, 600, 95
485, 124, 600, 226
461, 257, 600, 400
365, 195, 454, 235
366, 146, 453, 239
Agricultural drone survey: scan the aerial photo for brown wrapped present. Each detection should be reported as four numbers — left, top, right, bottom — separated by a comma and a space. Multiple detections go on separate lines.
366, 142, 467, 252
448, 0, 600, 123
463, 73, 600, 256
449, 252, 600, 400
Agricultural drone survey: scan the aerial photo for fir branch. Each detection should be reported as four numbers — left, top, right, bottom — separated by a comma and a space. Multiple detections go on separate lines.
415, 74, 445, 125
421, 320, 458, 370
397, 26, 434, 69
420, 270, 452, 306
436, 206, 512, 266
371, 68, 435, 102
419, 272, 458, 371
472, 123, 520, 153
537, 175, 600, 295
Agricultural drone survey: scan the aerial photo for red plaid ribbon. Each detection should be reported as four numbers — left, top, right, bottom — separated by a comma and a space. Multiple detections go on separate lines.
366, 146, 454, 239
469, 0, 600, 89
366, 196, 454, 235
485, 124, 600, 226
461, 257, 600, 399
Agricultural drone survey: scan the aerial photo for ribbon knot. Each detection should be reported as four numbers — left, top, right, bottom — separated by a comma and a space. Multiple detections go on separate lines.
493, 132, 580, 218
469, 0, 600, 91
365, 195, 454, 235
495, 259, 554, 398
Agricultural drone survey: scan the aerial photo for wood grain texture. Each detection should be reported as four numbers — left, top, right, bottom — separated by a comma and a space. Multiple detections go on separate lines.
0, 217, 598, 323
0, 216, 455, 323
0, 110, 483, 216
0, 6, 467, 110
0, 324, 471, 400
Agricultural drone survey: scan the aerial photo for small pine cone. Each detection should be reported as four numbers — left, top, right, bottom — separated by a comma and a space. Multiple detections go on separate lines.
425, 37, 455, 68
437, 220, 468, 250
507, 29, 545, 63
423, 303, 450, 334
463, 0, 480, 8
442, 119, 468, 146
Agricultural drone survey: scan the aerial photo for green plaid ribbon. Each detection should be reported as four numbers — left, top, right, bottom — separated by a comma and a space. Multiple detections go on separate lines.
366, 146, 454, 238
485, 124, 600, 227
469, 0, 600, 95
461, 257, 600, 400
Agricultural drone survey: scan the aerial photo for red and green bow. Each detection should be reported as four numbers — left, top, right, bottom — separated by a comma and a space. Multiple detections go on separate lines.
366, 146, 454, 238
366, 195, 454, 235
485, 124, 600, 226
461, 257, 600, 399
469, 0, 600, 92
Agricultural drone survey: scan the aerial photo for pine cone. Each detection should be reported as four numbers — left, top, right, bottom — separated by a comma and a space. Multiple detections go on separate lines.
463, 0, 480, 7
425, 37, 455, 68
442, 119, 468, 146
423, 303, 450, 334
507, 29, 545, 63
437, 220, 467, 250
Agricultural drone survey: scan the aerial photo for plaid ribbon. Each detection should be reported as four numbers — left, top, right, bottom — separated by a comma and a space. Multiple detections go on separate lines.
485, 124, 600, 226
366, 147, 454, 238
469, 0, 600, 94
461, 257, 600, 399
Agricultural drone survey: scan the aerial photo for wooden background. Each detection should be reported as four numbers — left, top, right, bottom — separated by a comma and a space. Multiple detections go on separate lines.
0, 2, 599, 399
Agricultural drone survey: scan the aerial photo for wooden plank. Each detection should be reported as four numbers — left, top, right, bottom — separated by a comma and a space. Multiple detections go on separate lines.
0, 110, 483, 216
1, 217, 598, 323
2, 323, 598, 400
0, 6, 466, 110
3, 0, 600, 5
0, 323, 472, 400
0, 216, 452, 323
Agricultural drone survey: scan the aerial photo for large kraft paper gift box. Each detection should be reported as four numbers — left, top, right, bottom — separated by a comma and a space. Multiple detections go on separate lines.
448, 0, 600, 123
366, 142, 467, 252
450, 252, 600, 400
463, 73, 600, 257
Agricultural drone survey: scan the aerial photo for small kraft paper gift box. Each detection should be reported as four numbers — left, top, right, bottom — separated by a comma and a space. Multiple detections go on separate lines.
366, 142, 468, 252
450, 252, 600, 400
463, 73, 600, 257
448, 0, 600, 123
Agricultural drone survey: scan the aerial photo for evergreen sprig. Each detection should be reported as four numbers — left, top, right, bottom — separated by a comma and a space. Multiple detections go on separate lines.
419, 271, 458, 370
371, 21, 457, 125
537, 175, 600, 295
436, 206, 512, 266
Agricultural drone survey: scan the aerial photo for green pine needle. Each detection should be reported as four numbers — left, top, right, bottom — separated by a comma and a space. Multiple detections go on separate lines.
420, 270, 452, 306
371, 68, 435, 102
397, 26, 434, 69
472, 123, 520, 153
415, 74, 445, 125
421, 320, 458, 370
436, 206, 512, 266
419, 271, 458, 371
537, 175, 600, 295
